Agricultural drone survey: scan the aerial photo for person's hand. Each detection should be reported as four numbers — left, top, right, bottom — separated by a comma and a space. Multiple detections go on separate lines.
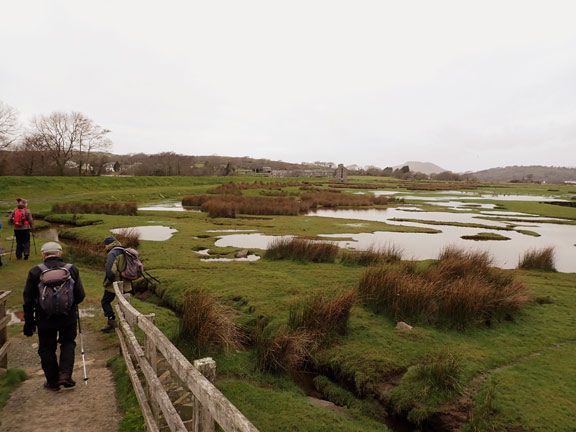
23, 321, 36, 337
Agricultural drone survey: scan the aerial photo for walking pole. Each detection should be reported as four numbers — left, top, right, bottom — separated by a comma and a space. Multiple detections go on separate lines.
31, 231, 37, 254
76, 306, 89, 385
9, 235, 15, 261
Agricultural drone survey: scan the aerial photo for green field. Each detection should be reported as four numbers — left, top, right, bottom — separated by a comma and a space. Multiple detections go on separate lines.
1, 176, 575, 431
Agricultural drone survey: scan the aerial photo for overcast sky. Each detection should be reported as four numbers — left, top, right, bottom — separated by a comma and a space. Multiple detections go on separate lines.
2, 1, 575, 172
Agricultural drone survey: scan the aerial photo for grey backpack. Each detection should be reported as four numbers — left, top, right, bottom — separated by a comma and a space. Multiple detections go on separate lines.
37, 264, 75, 316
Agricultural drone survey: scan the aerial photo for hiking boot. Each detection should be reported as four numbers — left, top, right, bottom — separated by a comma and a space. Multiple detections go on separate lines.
24, 254, 29, 260
58, 373, 76, 388
100, 318, 117, 333
44, 381, 60, 391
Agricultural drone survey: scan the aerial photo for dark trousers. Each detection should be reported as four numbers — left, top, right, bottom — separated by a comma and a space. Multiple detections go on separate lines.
101, 290, 116, 320
14, 230, 31, 258
37, 323, 77, 383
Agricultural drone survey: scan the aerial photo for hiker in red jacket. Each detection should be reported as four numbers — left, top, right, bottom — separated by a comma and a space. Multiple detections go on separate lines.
8, 198, 34, 260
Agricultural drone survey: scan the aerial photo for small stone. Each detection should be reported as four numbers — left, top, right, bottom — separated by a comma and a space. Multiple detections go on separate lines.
395, 321, 413, 331
234, 249, 249, 258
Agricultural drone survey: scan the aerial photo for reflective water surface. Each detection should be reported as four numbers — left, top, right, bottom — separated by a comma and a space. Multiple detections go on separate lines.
111, 225, 178, 241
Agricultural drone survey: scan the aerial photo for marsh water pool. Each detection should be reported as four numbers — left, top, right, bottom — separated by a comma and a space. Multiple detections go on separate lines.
215, 207, 576, 272
110, 225, 178, 241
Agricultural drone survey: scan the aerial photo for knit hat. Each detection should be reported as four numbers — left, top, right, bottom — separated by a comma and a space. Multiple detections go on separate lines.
41, 242, 62, 255
104, 236, 117, 246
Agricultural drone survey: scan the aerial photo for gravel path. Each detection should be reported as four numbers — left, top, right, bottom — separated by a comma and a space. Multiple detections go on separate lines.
0, 328, 123, 432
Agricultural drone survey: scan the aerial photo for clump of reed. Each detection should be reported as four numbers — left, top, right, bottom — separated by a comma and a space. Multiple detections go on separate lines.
518, 247, 556, 271
182, 194, 212, 206
288, 290, 356, 344
340, 244, 403, 266
52, 201, 137, 216
265, 238, 339, 263
301, 191, 374, 208
358, 247, 529, 328
67, 239, 105, 267
254, 320, 315, 372
179, 289, 246, 356
184, 195, 307, 217
113, 228, 140, 248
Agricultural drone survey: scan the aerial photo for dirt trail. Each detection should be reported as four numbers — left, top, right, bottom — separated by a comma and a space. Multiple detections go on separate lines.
0, 329, 123, 432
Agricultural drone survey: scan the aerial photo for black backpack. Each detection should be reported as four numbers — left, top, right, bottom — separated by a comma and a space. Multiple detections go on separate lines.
37, 264, 75, 316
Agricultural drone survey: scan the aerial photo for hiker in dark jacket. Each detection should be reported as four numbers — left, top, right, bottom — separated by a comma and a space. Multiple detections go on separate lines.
23, 241, 85, 391
8, 198, 34, 260
100, 235, 126, 332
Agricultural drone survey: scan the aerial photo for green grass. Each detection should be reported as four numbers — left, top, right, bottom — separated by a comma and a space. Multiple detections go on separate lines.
461, 232, 511, 241
1, 176, 576, 431
0, 369, 27, 409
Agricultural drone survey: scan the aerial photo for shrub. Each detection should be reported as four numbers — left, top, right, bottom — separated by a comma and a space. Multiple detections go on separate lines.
265, 238, 339, 263
518, 247, 556, 271
340, 244, 403, 266
179, 289, 246, 356
288, 289, 356, 344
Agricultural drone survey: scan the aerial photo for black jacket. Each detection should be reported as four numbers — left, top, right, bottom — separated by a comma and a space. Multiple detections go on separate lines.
23, 256, 86, 328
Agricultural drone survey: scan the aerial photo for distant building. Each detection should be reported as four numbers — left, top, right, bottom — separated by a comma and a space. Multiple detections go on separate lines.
334, 164, 347, 182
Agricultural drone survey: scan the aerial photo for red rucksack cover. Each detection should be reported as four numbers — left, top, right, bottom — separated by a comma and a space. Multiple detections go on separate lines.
14, 209, 29, 227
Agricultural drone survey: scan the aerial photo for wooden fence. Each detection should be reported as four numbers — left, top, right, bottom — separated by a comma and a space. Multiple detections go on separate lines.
113, 282, 259, 432
0, 291, 11, 370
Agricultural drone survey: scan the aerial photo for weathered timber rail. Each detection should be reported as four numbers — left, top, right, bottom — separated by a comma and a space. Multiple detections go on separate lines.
113, 282, 259, 432
0, 291, 10, 370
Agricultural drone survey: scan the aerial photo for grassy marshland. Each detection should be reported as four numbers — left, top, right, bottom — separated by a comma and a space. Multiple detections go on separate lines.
1, 176, 575, 431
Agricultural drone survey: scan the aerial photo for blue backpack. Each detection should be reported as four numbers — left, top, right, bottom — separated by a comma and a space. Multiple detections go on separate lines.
37, 264, 75, 316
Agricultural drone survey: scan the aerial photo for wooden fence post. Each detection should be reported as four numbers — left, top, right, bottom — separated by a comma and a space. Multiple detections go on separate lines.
0, 291, 11, 370
193, 358, 216, 432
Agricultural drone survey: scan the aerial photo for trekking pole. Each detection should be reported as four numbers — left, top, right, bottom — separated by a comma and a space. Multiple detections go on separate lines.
31, 231, 37, 254
9, 235, 15, 261
76, 306, 89, 385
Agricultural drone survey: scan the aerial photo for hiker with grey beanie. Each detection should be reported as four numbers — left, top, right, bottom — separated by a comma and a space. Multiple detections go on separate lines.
23, 241, 85, 391
100, 235, 125, 332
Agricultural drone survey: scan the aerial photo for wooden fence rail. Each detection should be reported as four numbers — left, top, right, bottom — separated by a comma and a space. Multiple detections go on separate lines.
0, 291, 11, 370
113, 282, 259, 432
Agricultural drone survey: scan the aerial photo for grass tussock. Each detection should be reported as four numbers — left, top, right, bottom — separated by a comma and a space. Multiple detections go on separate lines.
52, 201, 137, 216
302, 191, 386, 208
254, 321, 314, 373
389, 351, 463, 424
183, 195, 306, 217
358, 247, 529, 328
179, 289, 246, 356
265, 237, 339, 263
518, 247, 556, 271
340, 244, 403, 266
288, 289, 356, 344
113, 228, 141, 248
67, 239, 106, 267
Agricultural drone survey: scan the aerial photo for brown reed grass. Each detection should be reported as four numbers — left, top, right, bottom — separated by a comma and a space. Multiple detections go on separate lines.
113, 228, 141, 248
254, 321, 315, 372
340, 244, 403, 266
288, 290, 356, 344
265, 237, 339, 263
52, 202, 137, 216
358, 247, 529, 328
518, 247, 557, 271
179, 289, 246, 356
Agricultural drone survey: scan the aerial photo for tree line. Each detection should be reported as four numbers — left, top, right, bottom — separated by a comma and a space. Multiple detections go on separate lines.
0, 101, 111, 176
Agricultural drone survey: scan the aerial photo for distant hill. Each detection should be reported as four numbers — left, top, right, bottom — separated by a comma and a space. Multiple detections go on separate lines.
471, 165, 576, 184
392, 161, 447, 175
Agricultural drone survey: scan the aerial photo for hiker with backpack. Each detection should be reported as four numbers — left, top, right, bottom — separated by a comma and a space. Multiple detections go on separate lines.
100, 235, 144, 333
23, 241, 85, 391
8, 198, 34, 260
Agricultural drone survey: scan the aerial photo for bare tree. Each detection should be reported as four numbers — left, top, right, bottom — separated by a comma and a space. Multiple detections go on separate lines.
0, 101, 19, 149
30, 111, 112, 176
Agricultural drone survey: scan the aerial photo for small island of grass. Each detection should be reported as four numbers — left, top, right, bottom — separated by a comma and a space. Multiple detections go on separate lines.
461, 232, 511, 241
